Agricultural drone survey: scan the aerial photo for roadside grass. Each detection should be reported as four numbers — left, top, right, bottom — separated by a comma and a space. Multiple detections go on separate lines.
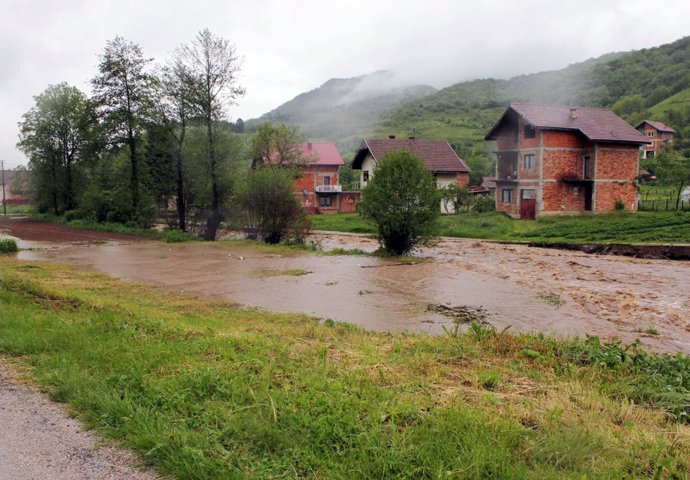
0, 204, 33, 215
312, 211, 690, 245
0, 259, 689, 479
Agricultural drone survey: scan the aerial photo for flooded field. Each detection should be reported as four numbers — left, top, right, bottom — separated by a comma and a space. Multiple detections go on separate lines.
8, 220, 688, 354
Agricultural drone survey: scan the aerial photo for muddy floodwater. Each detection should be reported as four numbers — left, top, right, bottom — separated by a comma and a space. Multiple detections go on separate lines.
15, 229, 690, 355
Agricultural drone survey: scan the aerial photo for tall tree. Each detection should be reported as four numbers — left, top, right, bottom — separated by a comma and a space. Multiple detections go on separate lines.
17, 83, 96, 214
155, 57, 195, 231
249, 122, 309, 169
176, 28, 245, 240
91, 36, 154, 221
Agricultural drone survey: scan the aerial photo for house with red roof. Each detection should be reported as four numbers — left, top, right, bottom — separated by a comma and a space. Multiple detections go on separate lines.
635, 120, 676, 159
485, 104, 650, 218
293, 142, 360, 213
351, 137, 470, 212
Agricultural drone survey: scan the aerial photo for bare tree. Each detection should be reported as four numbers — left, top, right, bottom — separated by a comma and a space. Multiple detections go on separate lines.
92, 36, 154, 221
176, 29, 245, 240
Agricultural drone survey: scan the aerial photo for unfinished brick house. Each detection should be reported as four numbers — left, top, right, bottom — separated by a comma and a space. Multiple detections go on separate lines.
351, 137, 470, 212
635, 120, 676, 159
292, 142, 359, 213
485, 104, 650, 219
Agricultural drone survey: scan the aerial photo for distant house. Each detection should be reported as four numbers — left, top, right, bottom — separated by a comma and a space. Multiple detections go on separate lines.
292, 143, 359, 214
485, 103, 649, 218
635, 120, 676, 158
351, 137, 470, 212
481, 176, 496, 196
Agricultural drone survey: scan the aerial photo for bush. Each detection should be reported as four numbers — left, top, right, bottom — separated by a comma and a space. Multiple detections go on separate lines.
239, 166, 307, 244
0, 239, 18, 254
473, 195, 496, 213
358, 150, 439, 255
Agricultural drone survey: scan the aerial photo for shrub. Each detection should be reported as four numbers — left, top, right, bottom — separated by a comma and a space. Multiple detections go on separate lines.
358, 150, 439, 255
473, 194, 496, 213
239, 166, 306, 244
0, 239, 18, 254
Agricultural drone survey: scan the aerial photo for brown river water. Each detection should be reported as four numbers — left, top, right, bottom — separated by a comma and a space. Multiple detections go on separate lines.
15, 231, 690, 354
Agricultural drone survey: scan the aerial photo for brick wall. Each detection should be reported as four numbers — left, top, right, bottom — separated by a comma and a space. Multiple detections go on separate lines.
542, 149, 584, 179
496, 184, 518, 215
457, 172, 470, 187
595, 182, 637, 212
542, 130, 587, 149
542, 182, 586, 212
596, 148, 638, 180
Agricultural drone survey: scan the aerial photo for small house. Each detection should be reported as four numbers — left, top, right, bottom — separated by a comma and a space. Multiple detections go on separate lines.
635, 120, 676, 159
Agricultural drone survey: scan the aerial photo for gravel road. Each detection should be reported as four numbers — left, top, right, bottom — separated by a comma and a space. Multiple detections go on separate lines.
0, 359, 162, 480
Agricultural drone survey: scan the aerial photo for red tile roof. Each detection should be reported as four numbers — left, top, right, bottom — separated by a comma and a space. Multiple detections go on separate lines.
486, 103, 650, 144
635, 120, 677, 134
352, 138, 469, 173
300, 143, 345, 166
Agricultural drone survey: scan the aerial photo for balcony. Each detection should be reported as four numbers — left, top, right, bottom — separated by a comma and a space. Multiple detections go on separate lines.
315, 184, 342, 193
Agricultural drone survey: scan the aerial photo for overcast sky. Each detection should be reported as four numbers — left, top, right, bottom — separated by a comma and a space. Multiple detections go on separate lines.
2, 0, 689, 168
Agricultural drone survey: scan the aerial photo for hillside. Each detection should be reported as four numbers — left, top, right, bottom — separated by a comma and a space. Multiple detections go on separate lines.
372, 36, 690, 181
251, 36, 690, 184
250, 70, 436, 146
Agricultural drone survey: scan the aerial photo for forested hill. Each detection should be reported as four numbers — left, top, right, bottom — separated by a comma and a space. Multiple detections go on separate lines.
248, 70, 436, 144
377, 36, 690, 163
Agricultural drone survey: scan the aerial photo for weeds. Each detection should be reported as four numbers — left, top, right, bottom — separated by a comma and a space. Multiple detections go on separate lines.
536, 291, 565, 308
0, 238, 18, 253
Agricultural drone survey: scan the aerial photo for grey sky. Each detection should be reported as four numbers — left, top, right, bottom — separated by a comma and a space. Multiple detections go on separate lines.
2, 0, 689, 167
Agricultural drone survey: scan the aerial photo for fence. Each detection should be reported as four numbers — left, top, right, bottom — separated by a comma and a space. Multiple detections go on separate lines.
638, 199, 690, 211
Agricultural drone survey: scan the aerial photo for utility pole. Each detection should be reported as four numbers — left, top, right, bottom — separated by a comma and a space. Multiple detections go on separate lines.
1, 159, 6, 216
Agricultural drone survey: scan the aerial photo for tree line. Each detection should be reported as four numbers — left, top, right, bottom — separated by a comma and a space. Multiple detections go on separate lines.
17, 29, 302, 241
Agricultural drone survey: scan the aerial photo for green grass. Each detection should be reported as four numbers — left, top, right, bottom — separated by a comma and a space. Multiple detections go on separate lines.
312, 211, 690, 245
0, 259, 689, 479
0, 238, 18, 253
0, 204, 33, 215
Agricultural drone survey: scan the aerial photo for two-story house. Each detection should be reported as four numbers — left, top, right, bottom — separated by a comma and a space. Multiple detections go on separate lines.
635, 120, 676, 159
293, 142, 359, 213
351, 137, 470, 212
485, 104, 649, 219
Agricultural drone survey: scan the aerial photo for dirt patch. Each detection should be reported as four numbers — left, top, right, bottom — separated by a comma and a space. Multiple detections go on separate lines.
0, 217, 146, 244
528, 242, 690, 261
426, 304, 490, 325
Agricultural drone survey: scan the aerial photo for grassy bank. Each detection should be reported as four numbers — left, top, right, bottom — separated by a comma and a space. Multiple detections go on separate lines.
311, 211, 690, 244
0, 258, 688, 479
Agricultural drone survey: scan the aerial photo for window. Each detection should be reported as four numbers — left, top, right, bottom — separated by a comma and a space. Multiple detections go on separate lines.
501, 189, 513, 204
583, 156, 591, 179
647, 150, 655, 159
323, 176, 331, 186
363, 171, 370, 182
524, 125, 536, 139
647, 131, 654, 137
523, 154, 535, 170
319, 196, 332, 207
521, 189, 536, 200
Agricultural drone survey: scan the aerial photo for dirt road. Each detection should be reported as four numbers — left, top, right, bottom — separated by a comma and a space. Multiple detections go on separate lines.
0, 359, 161, 480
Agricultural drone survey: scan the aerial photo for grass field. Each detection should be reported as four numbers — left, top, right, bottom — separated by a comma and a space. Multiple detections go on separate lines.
310, 211, 690, 244
0, 258, 689, 479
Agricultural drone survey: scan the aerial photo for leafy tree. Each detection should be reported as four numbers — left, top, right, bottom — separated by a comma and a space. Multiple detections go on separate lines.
644, 149, 690, 209
239, 166, 307, 244
439, 184, 470, 214
175, 28, 245, 240
249, 122, 308, 169
92, 36, 155, 222
359, 150, 439, 255
17, 83, 97, 214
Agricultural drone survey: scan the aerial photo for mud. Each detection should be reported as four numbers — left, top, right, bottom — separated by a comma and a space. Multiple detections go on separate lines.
527, 242, 690, 261
4, 220, 689, 354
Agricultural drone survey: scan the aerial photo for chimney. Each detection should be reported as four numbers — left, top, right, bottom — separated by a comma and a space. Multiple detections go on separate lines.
570, 108, 578, 120
388, 134, 396, 139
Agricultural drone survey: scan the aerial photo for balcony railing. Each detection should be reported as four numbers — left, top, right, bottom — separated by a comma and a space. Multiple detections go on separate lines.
315, 184, 342, 193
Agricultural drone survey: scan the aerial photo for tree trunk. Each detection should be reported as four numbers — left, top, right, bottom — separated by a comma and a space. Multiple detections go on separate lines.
175, 150, 186, 232
204, 118, 220, 240
128, 127, 139, 220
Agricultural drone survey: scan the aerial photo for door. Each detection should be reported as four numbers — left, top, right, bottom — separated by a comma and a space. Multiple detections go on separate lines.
584, 184, 593, 211
520, 189, 536, 220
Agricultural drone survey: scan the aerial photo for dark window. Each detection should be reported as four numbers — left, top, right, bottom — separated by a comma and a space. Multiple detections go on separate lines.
323, 176, 331, 186
647, 131, 654, 137
363, 171, 370, 182
523, 154, 535, 170
647, 150, 655, 159
583, 156, 591, 179
524, 125, 536, 139
501, 189, 513, 204
319, 196, 332, 207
